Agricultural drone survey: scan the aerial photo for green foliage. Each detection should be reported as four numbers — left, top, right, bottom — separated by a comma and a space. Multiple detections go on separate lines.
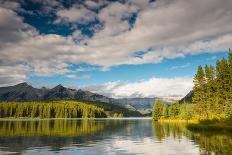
152, 122, 232, 155
162, 105, 169, 118
0, 101, 107, 118
78, 100, 142, 117
113, 113, 124, 118
178, 103, 193, 120
152, 49, 232, 121
152, 100, 163, 120
0, 119, 106, 137
192, 65, 206, 115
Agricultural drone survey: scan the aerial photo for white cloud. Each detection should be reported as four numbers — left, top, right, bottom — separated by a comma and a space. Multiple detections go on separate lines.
170, 63, 191, 70
0, 1, 21, 11
112, 137, 199, 155
66, 74, 91, 79
1, 0, 232, 86
96, 2, 138, 37
85, 77, 193, 99
76, 66, 98, 72
0, 65, 28, 86
84, 0, 109, 9
0, 7, 37, 46
55, 5, 96, 24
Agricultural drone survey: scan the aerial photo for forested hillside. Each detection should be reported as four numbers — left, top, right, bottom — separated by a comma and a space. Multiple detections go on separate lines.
0, 101, 107, 118
153, 49, 232, 121
82, 100, 143, 117
0, 100, 143, 118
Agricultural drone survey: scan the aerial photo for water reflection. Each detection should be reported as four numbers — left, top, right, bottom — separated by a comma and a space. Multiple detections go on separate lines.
0, 119, 106, 137
191, 130, 232, 154
152, 122, 232, 155
0, 119, 231, 155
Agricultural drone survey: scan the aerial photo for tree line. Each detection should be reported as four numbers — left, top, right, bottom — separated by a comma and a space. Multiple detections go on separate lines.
153, 49, 232, 121
0, 101, 107, 118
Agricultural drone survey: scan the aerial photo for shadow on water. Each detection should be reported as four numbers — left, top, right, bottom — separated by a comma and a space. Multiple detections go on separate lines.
152, 121, 232, 155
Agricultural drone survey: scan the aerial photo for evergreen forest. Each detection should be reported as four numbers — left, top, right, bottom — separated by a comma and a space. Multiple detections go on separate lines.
152, 49, 232, 122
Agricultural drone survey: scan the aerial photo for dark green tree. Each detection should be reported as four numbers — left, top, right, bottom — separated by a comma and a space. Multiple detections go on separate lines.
162, 105, 169, 118
204, 65, 216, 116
152, 100, 163, 121
192, 65, 206, 115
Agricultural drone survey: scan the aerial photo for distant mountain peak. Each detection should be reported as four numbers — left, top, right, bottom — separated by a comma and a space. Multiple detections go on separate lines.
15, 82, 31, 87
57, 84, 64, 87
53, 84, 65, 90
179, 90, 193, 104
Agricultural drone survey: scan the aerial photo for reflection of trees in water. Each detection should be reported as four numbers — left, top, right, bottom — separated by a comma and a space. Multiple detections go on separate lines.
0, 119, 105, 137
152, 121, 232, 154
0, 119, 126, 154
193, 132, 232, 155
152, 121, 192, 141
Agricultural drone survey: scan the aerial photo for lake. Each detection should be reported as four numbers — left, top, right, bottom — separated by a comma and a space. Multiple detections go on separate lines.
0, 118, 231, 155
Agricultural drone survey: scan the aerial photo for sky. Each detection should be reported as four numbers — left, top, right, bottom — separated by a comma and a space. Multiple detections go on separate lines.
0, 0, 231, 99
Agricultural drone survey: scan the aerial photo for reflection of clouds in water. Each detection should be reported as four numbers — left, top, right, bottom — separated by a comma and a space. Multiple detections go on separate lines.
0, 120, 203, 155
112, 137, 199, 155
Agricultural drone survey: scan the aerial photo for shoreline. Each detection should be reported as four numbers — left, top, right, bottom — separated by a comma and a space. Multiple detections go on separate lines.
157, 119, 197, 123
186, 122, 232, 132
0, 117, 152, 121
156, 119, 232, 132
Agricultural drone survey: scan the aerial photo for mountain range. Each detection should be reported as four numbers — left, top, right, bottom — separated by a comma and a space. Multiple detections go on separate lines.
0, 82, 177, 111
0, 82, 111, 102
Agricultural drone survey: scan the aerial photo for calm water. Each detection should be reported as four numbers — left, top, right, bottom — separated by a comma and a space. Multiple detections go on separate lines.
0, 118, 231, 155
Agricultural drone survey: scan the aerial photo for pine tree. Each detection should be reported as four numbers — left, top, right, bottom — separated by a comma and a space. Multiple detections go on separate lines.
228, 49, 232, 100
224, 49, 232, 117
204, 65, 216, 116
192, 65, 206, 115
162, 105, 169, 118
216, 58, 230, 113
152, 100, 163, 121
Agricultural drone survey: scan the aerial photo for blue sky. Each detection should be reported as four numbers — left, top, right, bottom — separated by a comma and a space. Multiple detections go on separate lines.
29, 52, 227, 87
0, 0, 231, 99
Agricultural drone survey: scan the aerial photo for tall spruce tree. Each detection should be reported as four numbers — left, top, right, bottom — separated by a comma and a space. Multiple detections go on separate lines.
224, 49, 232, 117
204, 65, 216, 116
216, 58, 230, 114
192, 65, 206, 115
152, 100, 163, 121
228, 49, 232, 100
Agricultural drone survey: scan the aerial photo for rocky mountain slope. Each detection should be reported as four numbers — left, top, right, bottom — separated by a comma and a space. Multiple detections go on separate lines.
179, 90, 194, 104
0, 83, 176, 112
0, 82, 111, 102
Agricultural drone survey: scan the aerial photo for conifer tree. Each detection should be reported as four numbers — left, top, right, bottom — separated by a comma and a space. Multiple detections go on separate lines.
152, 49, 232, 120
228, 49, 232, 100
152, 100, 163, 121
162, 105, 169, 118
192, 65, 206, 115
204, 65, 216, 116
215, 58, 230, 114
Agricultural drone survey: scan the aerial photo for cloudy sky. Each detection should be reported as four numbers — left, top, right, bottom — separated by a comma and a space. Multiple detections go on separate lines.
0, 0, 231, 99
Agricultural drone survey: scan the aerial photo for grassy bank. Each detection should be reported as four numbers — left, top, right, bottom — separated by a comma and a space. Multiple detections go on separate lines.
158, 119, 197, 123
187, 123, 232, 132
157, 117, 232, 132
186, 119, 232, 132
